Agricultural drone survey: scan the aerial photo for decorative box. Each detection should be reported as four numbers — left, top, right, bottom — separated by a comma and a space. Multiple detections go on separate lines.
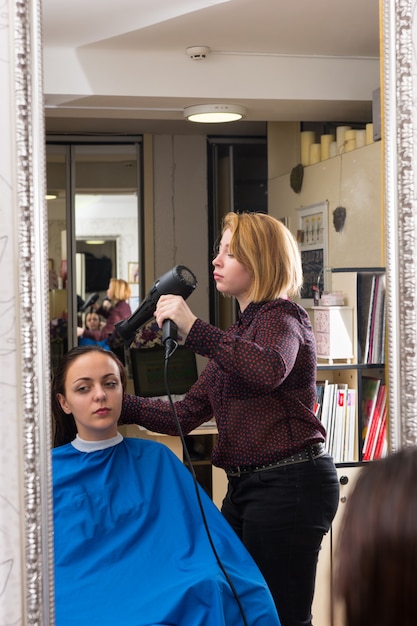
310, 306, 354, 363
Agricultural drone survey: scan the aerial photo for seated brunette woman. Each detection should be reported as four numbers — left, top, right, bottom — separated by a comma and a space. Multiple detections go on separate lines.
51, 345, 281, 626
78, 310, 109, 350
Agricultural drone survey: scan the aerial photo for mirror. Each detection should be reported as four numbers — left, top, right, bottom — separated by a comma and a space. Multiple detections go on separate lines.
46, 142, 142, 359
2, 0, 417, 622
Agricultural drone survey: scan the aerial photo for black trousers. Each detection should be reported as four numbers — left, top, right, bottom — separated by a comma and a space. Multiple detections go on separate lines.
221, 454, 339, 626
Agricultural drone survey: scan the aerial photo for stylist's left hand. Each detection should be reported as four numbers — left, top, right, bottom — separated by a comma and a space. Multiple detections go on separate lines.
155, 295, 197, 339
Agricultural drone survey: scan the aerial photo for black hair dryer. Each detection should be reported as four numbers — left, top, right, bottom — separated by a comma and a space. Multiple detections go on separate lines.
79, 292, 100, 313
115, 265, 197, 345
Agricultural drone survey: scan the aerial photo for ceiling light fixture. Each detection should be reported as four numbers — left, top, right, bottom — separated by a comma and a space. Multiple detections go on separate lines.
184, 104, 246, 123
85, 240, 106, 245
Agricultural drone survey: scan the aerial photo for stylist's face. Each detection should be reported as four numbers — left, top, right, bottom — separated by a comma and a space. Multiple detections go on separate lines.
213, 228, 252, 306
107, 280, 115, 300
57, 351, 123, 441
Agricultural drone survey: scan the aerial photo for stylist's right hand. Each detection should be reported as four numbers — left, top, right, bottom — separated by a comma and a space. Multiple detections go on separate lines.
155, 295, 197, 339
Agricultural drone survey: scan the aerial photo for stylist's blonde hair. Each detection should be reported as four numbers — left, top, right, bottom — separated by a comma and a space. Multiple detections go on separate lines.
222, 212, 303, 301
108, 278, 131, 302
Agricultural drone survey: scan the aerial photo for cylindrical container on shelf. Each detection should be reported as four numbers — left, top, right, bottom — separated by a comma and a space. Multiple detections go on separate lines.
329, 141, 338, 158
320, 134, 335, 160
344, 129, 356, 152
366, 123, 374, 144
309, 143, 321, 165
356, 129, 366, 148
301, 131, 316, 166
336, 126, 351, 153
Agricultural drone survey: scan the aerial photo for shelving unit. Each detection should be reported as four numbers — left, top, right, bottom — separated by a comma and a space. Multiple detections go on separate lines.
311, 268, 386, 463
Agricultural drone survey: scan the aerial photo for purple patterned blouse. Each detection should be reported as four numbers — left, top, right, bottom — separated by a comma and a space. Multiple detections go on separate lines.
120, 299, 325, 469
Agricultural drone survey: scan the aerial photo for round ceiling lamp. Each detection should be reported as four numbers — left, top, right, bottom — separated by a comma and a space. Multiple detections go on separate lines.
184, 104, 246, 123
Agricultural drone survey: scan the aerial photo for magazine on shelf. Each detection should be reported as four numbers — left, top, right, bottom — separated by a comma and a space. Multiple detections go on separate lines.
360, 273, 386, 364
324, 384, 338, 454
344, 388, 357, 462
361, 376, 381, 446
315, 380, 328, 422
358, 273, 376, 363
363, 385, 387, 460
320, 380, 332, 434
373, 411, 388, 459
368, 274, 386, 364
321, 383, 356, 463
333, 384, 348, 463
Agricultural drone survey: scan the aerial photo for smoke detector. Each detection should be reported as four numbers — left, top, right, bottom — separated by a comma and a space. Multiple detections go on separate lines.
186, 46, 210, 60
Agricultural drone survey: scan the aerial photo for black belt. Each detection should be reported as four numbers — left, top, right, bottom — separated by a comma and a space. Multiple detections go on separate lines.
225, 443, 326, 477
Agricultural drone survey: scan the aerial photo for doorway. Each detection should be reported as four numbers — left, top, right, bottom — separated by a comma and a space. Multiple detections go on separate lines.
46, 138, 143, 366
207, 137, 268, 328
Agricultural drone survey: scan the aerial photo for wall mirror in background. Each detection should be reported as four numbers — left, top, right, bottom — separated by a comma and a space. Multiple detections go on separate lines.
46, 140, 143, 368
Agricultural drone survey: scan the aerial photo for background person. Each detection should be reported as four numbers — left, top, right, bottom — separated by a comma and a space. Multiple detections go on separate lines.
78, 278, 132, 360
52, 345, 281, 626
78, 310, 109, 350
335, 446, 417, 626
119, 211, 340, 626
84, 310, 104, 331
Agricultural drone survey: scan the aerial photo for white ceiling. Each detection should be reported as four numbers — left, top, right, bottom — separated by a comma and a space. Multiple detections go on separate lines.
42, 0, 380, 135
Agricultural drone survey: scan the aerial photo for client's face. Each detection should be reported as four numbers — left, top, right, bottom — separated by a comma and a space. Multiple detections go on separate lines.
86, 313, 100, 330
57, 351, 123, 441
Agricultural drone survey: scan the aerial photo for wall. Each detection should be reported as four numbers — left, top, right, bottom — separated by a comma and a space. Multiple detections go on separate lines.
268, 122, 383, 273
152, 134, 209, 325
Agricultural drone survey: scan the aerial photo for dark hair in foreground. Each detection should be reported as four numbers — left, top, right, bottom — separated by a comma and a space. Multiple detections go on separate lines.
52, 346, 127, 448
335, 446, 417, 626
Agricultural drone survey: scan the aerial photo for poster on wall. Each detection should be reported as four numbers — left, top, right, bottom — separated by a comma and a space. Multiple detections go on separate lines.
300, 248, 324, 299
296, 201, 328, 305
128, 262, 139, 284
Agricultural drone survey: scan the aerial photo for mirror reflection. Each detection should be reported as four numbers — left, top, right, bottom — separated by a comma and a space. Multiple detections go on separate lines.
46, 141, 142, 370
39, 4, 381, 626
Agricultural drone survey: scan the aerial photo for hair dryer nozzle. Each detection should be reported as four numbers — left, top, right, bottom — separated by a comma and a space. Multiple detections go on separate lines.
79, 292, 100, 313
155, 265, 197, 299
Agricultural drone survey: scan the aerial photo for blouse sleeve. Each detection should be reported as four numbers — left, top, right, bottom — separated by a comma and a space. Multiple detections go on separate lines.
119, 369, 213, 435
186, 303, 314, 391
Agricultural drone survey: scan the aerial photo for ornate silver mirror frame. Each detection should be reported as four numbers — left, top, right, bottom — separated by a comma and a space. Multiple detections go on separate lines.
383, 0, 417, 450
0, 0, 54, 624
0, 0, 416, 622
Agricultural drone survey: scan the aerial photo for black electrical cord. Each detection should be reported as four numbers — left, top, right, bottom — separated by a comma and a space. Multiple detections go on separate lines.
163, 341, 249, 626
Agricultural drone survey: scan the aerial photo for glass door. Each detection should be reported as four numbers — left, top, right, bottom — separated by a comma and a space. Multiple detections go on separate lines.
207, 138, 267, 328
46, 137, 143, 370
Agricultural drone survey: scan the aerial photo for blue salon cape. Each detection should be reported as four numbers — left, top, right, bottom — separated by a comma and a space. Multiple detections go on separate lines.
52, 436, 281, 626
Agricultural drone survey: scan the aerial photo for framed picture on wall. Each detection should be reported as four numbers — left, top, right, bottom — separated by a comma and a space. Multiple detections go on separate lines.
129, 295, 140, 311
128, 262, 139, 284
296, 201, 328, 305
